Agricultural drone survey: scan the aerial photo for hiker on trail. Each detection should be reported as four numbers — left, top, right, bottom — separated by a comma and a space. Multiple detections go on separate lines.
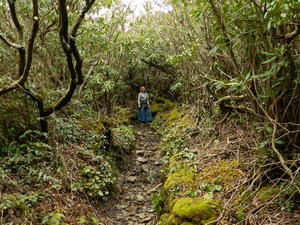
137, 86, 152, 123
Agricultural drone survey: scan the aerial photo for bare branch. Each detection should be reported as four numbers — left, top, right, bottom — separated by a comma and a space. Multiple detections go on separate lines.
18, 0, 39, 84
43, 0, 96, 115
0, 33, 22, 48
271, 122, 298, 193
71, 0, 96, 36
218, 95, 246, 102
0, 0, 39, 96
43, 0, 78, 115
275, 24, 300, 44
70, 0, 97, 84
7, 0, 24, 40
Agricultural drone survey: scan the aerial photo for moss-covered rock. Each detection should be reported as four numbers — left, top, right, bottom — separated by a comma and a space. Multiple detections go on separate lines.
153, 106, 223, 225
171, 198, 221, 224
159, 198, 221, 225
158, 213, 171, 225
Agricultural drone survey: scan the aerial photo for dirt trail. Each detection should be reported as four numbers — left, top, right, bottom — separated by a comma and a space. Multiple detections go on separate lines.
101, 123, 163, 225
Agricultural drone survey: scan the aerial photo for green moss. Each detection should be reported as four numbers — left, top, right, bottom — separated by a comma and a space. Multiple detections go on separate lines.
94, 122, 105, 133
168, 155, 185, 170
159, 213, 171, 225
165, 109, 181, 123
179, 114, 197, 129
233, 191, 252, 222
155, 108, 182, 126
164, 167, 194, 190
168, 214, 181, 225
256, 184, 279, 201
239, 191, 252, 202
78, 119, 96, 131
171, 198, 221, 224
181, 223, 195, 225
236, 206, 246, 221
151, 103, 162, 114
159, 213, 181, 225
151, 97, 175, 114
199, 160, 243, 189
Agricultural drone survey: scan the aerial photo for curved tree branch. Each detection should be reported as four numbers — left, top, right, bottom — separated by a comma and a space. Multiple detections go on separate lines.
0, 0, 39, 95
0, 33, 22, 48
7, 0, 24, 41
275, 24, 300, 44
44, 0, 96, 114
71, 0, 96, 36
0, 33, 26, 78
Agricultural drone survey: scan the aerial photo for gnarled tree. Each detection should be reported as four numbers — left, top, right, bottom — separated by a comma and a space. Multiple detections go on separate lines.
0, 0, 96, 134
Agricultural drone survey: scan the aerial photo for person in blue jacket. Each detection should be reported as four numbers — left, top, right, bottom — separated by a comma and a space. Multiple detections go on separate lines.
137, 86, 152, 123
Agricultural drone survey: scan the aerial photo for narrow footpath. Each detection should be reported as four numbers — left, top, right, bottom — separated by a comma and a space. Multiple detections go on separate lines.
102, 123, 163, 225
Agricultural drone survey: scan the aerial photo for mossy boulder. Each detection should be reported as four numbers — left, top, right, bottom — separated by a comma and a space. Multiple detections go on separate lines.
159, 198, 221, 225
172, 198, 221, 224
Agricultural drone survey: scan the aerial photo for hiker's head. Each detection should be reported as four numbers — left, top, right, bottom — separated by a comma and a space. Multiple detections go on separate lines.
140, 86, 146, 92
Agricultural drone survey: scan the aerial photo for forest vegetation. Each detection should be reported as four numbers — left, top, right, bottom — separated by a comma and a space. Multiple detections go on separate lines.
0, 0, 300, 224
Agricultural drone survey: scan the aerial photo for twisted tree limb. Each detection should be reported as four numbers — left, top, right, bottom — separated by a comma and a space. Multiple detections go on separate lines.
7, 0, 24, 41
218, 94, 247, 113
275, 24, 300, 44
0, 33, 22, 48
7, 0, 26, 77
0, 0, 96, 133
0, 0, 39, 95
43, 0, 96, 116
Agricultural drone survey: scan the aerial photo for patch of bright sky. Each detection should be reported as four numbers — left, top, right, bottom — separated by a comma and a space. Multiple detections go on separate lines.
122, 0, 172, 17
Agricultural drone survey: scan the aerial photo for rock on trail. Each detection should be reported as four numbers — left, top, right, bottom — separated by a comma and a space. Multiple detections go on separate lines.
101, 123, 163, 225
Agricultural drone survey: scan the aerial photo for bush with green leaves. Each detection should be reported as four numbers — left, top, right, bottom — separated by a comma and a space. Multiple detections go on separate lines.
42, 210, 67, 225
0, 133, 58, 192
71, 155, 117, 198
151, 192, 165, 213
112, 124, 136, 152
0, 192, 40, 224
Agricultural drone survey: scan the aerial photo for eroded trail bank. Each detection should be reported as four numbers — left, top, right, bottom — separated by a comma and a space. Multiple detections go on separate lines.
101, 123, 163, 225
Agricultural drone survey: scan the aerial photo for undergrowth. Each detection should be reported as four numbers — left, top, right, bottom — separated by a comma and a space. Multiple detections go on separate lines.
0, 103, 136, 224
152, 105, 300, 225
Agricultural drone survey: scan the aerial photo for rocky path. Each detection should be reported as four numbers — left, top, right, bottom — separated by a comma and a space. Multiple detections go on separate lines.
102, 123, 163, 225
